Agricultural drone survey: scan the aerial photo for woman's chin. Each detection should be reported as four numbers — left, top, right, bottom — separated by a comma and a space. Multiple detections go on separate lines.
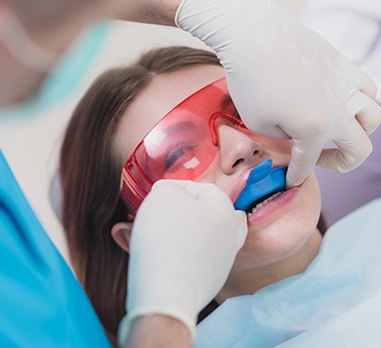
236, 219, 320, 273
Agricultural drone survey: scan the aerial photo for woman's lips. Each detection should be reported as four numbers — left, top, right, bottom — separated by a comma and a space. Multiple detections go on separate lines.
246, 185, 301, 228
229, 162, 288, 204
229, 168, 255, 203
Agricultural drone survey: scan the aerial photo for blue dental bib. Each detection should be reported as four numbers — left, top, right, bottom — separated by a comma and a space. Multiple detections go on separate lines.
234, 159, 286, 211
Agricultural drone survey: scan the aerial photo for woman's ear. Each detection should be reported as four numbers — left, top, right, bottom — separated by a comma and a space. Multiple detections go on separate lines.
111, 222, 133, 253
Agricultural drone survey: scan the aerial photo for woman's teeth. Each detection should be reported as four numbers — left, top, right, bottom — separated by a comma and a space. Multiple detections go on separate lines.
246, 191, 283, 218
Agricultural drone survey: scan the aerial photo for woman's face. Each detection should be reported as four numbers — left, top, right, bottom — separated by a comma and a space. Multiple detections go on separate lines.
114, 64, 321, 272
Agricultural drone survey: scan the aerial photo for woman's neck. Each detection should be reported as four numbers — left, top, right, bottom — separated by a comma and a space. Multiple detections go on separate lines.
215, 229, 322, 303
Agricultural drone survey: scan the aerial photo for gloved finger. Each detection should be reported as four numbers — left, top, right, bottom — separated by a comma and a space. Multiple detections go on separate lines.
348, 91, 381, 135
179, 180, 221, 201
345, 59, 378, 98
244, 120, 290, 140
153, 179, 226, 203
152, 179, 188, 190
191, 182, 232, 205
286, 138, 322, 188
317, 120, 372, 172
233, 210, 248, 249
355, 67, 378, 98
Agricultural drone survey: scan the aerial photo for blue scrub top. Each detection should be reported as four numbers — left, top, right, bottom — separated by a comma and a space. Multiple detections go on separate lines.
0, 151, 111, 347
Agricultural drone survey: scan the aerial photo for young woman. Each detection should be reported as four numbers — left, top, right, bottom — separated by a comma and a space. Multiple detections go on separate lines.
59, 46, 329, 346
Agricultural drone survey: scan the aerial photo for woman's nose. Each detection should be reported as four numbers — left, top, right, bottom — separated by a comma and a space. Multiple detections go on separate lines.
217, 123, 264, 175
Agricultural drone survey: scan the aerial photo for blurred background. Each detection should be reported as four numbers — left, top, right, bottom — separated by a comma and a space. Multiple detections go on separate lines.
1, 0, 380, 265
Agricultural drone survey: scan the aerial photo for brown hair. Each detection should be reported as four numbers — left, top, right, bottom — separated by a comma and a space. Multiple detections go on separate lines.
59, 46, 220, 346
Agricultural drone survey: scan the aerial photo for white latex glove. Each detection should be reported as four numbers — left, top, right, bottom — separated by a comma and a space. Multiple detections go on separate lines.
175, 0, 381, 187
119, 180, 247, 342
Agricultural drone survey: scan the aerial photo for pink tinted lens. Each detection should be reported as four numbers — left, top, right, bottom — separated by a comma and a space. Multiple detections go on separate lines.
121, 77, 237, 214
137, 111, 217, 181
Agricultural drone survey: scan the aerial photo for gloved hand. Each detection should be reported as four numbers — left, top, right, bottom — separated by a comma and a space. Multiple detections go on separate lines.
119, 180, 247, 342
175, 0, 381, 187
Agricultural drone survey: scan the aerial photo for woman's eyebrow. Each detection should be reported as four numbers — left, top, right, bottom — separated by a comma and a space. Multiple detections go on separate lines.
164, 120, 199, 135
220, 95, 234, 109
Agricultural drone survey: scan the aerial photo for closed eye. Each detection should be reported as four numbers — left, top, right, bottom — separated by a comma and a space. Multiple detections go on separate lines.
164, 144, 198, 170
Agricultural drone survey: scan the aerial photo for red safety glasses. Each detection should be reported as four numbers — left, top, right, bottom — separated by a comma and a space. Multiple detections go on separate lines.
120, 77, 246, 215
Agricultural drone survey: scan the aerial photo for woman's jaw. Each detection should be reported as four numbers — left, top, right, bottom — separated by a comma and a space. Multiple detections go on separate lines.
215, 169, 323, 303
215, 227, 322, 303
223, 163, 322, 282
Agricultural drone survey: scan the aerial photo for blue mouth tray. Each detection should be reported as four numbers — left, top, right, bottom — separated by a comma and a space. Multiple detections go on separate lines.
234, 159, 286, 211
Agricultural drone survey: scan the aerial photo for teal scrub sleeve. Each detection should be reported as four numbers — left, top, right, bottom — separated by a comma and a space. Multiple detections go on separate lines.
0, 151, 111, 347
